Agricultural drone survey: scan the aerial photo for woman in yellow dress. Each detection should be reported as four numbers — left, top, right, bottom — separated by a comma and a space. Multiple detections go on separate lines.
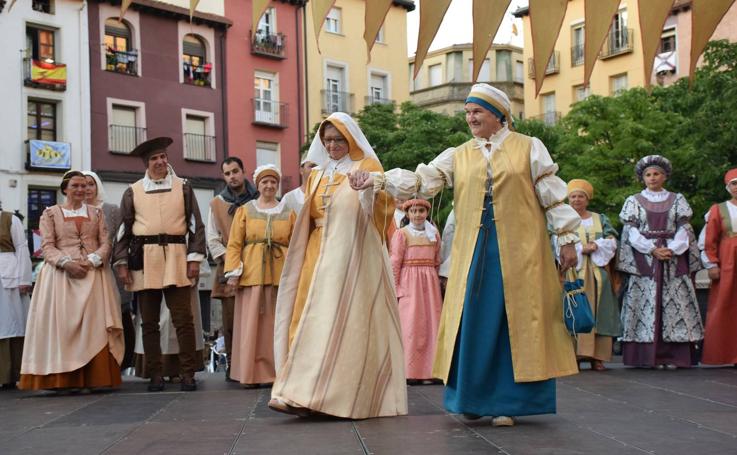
225, 165, 295, 388
269, 112, 407, 419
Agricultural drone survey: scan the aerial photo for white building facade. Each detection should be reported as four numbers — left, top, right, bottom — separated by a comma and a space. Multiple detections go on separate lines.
0, 0, 91, 252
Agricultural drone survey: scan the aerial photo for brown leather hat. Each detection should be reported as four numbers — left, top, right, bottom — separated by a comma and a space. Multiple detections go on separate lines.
131, 137, 173, 163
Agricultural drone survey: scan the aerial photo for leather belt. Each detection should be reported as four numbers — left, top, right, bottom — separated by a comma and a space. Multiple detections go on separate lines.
134, 234, 186, 246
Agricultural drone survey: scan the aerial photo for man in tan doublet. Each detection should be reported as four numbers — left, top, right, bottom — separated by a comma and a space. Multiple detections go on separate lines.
113, 137, 206, 391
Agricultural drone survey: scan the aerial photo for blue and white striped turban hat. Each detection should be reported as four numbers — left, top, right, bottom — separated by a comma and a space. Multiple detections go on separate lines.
465, 83, 514, 130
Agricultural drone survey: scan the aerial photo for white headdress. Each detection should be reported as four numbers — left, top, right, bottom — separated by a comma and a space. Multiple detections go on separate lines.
304, 112, 379, 169
82, 170, 106, 206
253, 164, 281, 185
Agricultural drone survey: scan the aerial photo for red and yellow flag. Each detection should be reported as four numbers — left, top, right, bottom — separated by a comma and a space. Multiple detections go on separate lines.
31, 60, 67, 86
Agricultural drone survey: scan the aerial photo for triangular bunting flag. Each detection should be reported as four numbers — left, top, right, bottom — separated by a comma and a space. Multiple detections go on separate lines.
529, 0, 568, 96
364, 0, 393, 60
638, 0, 674, 88
312, 0, 337, 53
689, 0, 736, 82
472, 0, 511, 82
413, 0, 453, 79
583, 0, 620, 86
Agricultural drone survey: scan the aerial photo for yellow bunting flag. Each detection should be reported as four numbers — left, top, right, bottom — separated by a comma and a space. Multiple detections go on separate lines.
583, 0, 620, 86
312, 0, 337, 53
189, 0, 200, 22
690, 0, 736, 82
120, 0, 132, 20
364, 0, 393, 60
7, 0, 17, 12
529, 0, 568, 96
472, 0, 511, 82
253, 0, 270, 35
413, 0, 452, 78
638, 0, 675, 88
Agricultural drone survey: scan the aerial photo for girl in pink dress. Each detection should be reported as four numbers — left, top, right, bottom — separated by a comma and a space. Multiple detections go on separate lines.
390, 199, 443, 383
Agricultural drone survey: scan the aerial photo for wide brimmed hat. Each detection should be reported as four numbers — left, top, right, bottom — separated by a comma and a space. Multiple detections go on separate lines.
130, 137, 173, 163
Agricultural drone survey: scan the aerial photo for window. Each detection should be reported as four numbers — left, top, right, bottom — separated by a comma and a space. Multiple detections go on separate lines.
496, 51, 512, 81
28, 187, 57, 257
610, 73, 628, 95
32, 0, 53, 14
256, 141, 280, 169
368, 73, 389, 104
26, 26, 55, 61
660, 27, 676, 54
183, 111, 215, 161
376, 25, 385, 43
182, 34, 211, 86
324, 64, 349, 113
610, 9, 629, 51
325, 8, 341, 34
27, 100, 56, 141
109, 102, 146, 153
257, 7, 276, 35
104, 19, 137, 75
514, 60, 524, 83
428, 64, 442, 86
254, 71, 280, 124
467, 59, 491, 82
573, 84, 590, 103
571, 24, 584, 66
541, 92, 557, 125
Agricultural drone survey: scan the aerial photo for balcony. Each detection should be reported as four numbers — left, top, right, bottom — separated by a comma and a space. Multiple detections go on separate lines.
252, 99, 288, 128
24, 57, 66, 91
410, 81, 523, 113
600, 29, 634, 59
32, 0, 52, 13
321, 90, 354, 115
365, 96, 394, 106
105, 48, 138, 76
571, 43, 584, 67
183, 133, 216, 162
530, 111, 562, 126
654, 50, 678, 74
183, 61, 212, 87
250, 30, 286, 59
109, 125, 146, 154
528, 51, 560, 79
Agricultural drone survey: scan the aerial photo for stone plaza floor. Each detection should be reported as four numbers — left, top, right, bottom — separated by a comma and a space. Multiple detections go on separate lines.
1, 363, 736, 454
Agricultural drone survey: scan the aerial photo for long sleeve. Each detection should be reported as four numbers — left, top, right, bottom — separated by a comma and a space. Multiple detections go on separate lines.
10, 216, 32, 285
666, 226, 690, 255
389, 229, 406, 289
224, 206, 247, 276
704, 204, 722, 266
591, 238, 617, 267
39, 208, 68, 268
379, 147, 456, 200
206, 205, 227, 261
113, 187, 134, 266
184, 182, 206, 262
91, 207, 111, 266
626, 225, 656, 254
438, 210, 455, 278
530, 137, 580, 245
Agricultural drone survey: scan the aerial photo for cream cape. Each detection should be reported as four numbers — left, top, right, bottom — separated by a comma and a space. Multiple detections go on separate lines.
433, 135, 578, 383
273, 159, 407, 419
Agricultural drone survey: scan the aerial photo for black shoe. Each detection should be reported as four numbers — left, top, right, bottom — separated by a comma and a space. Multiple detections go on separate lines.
462, 413, 482, 420
147, 377, 165, 392
180, 376, 197, 392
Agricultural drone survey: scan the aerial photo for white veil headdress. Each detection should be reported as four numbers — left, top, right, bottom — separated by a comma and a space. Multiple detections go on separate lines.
82, 170, 106, 207
304, 112, 379, 169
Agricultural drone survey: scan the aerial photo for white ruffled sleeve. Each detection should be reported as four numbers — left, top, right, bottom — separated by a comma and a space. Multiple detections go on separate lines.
626, 225, 656, 254
377, 147, 456, 200
667, 226, 690, 255
591, 238, 617, 267
530, 137, 580, 245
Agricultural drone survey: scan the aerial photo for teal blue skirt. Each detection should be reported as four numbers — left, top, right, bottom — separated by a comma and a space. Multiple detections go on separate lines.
443, 196, 556, 417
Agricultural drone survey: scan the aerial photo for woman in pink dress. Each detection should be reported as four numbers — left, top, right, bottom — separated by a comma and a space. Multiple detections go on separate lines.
390, 199, 443, 383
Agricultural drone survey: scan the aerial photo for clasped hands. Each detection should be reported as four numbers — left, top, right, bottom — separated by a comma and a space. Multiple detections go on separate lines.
348, 170, 374, 191
64, 260, 92, 279
652, 247, 674, 262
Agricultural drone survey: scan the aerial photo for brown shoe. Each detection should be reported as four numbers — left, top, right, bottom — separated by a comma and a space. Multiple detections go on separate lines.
268, 398, 312, 417
147, 376, 165, 392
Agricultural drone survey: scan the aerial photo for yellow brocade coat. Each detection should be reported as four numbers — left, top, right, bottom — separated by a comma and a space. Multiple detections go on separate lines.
433, 135, 578, 383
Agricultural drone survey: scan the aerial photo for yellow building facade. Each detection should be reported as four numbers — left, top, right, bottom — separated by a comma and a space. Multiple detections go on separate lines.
409, 44, 524, 118
304, 0, 413, 131
514, 1, 647, 123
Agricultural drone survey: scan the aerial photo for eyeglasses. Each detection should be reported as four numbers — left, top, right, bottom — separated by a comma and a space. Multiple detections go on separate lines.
322, 137, 347, 146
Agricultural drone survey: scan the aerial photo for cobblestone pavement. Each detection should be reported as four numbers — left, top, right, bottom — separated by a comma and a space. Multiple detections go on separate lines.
1, 364, 736, 454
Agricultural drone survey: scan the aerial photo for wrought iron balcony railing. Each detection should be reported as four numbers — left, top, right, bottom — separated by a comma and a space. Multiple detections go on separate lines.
321, 90, 354, 115
364, 96, 394, 106
105, 48, 138, 76
109, 124, 147, 154
23, 57, 67, 91
183, 61, 212, 87
571, 43, 584, 67
183, 133, 216, 162
600, 28, 634, 59
252, 99, 288, 128
528, 51, 560, 79
250, 30, 286, 59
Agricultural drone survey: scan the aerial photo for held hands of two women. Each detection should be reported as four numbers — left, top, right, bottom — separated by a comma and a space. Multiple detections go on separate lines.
348, 170, 373, 191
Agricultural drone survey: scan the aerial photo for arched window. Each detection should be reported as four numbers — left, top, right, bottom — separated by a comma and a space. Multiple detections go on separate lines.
183, 34, 211, 86
104, 18, 137, 75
